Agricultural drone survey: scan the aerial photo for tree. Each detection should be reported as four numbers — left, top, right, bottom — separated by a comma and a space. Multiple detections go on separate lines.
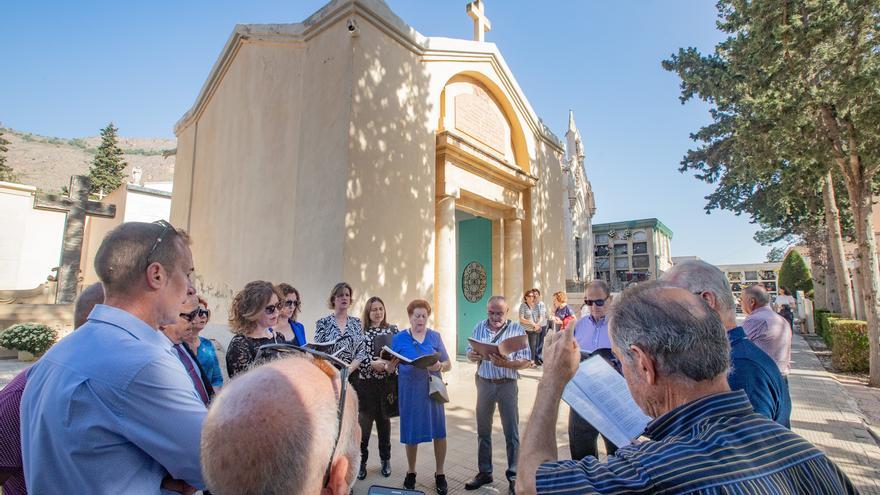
0, 126, 15, 182
779, 250, 814, 297
87, 123, 127, 197
663, 0, 880, 386
766, 247, 786, 263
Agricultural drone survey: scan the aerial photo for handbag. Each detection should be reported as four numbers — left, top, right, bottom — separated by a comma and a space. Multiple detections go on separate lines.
429, 373, 449, 404
384, 373, 400, 417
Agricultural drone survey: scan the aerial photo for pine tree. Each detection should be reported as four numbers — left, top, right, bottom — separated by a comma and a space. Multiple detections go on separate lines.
0, 126, 15, 182
87, 123, 127, 197
779, 250, 813, 298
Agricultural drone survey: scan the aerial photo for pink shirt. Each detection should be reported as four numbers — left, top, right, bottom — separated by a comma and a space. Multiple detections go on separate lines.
743, 305, 792, 376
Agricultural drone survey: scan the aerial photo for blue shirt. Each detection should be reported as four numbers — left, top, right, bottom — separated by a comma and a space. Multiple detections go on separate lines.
466, 319, 531, 380
536, 391, 856, 494
194, 336, 224, 388
20, 305, 207, 494
572, 315, 611, 353
728, 326, 792, 427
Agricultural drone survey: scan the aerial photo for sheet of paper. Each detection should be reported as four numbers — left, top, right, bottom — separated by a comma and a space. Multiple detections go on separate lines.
562, 356, 651, 448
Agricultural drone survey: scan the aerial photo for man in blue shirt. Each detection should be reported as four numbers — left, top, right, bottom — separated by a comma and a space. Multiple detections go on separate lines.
20, 221, 206, 494
662, 260, 791, 427
517, 282, 855, 495
465, 296, 531, 494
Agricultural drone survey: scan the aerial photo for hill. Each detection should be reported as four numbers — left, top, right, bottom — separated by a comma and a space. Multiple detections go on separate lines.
1, 128, 176, 193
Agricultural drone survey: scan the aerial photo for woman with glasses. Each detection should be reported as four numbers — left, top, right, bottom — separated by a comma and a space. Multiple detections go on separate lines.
183, 295, 224, 391
315, 282, 368, 373
519, 288, 548, 366
275, 283, 307, 346
226, 281, 285, 378
354, 296, 399, 480
392, 299, 451, 495
551, 291, 575, 332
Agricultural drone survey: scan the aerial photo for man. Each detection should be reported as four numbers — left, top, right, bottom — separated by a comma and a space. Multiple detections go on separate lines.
661, 260, 791, 427
465, 296, 532, 494
743, 284, 792, 377
568, 280, 617, 460
517, 282, 857, 494
20, 221, 206, 494
201, 354, 361, 495
160, 295, 214, 405
0, 283, 104, 495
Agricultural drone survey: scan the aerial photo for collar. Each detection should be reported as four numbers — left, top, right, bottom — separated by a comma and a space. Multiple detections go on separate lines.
750, 305, 774, 316
727, 326, 746, 343
644, 390, 754, 440
588, 315, 607, 325
88, 304, 171, 350
484, 319, 511, 335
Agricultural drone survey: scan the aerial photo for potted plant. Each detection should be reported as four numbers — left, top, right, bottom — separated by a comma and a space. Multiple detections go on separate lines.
0, 323, 59, 361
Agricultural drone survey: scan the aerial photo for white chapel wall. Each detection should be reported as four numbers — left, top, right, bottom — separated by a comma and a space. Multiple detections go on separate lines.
0, 182, 65, 290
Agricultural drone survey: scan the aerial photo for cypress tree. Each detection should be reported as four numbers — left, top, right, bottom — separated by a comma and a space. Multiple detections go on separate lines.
0, 126, 14, 182
779, 250, 813, 297
87, 123, 127, 197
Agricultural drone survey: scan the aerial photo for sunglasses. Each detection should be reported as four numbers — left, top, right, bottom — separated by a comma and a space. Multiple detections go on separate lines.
179, 308, 200, 322
283, 299, 301, 308
197, 309, 210, 318
264, 302, 284, 315
146, 220, 176, 265
255, 344, 349, 488
584, 298, 608, 307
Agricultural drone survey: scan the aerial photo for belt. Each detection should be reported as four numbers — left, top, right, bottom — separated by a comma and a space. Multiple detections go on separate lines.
477, 375, 515, 384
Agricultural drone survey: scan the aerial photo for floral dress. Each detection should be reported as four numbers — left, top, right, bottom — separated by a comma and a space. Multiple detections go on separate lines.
314, 314, 368, 365
355, 324, 399, 417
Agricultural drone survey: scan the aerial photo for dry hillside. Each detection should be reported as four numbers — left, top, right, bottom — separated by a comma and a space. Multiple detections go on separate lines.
2, 128, 176, 193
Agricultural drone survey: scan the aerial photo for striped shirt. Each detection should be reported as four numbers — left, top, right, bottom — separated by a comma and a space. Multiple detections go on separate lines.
467, 319, 531, 380
535, 391, 857, 494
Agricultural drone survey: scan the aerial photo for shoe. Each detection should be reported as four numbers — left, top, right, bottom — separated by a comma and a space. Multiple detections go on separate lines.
404, 472, 416, 490
435, 474, 448, 495
357, 459, 367, 480
465, 472, 493, 490
381, 459, 392, 477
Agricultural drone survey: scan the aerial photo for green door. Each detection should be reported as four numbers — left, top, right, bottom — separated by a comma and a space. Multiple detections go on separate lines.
456, 217, 492, 355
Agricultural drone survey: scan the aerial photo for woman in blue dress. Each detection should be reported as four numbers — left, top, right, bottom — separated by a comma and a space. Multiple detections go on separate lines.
275, 283, 307, 346
391, 299, 451, 495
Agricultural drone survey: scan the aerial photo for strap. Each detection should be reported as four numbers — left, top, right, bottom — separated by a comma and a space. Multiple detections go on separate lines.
489, 320, 510, 343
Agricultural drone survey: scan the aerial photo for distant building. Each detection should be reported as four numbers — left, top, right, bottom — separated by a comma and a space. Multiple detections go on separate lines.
675, 259, 782, 313
592, 218, 673, 291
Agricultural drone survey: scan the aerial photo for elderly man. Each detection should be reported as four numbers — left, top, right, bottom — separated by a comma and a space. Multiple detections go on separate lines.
160, 295, 214, 406
201, 354, 361, 495
20, 221, 206, 494
742, 284, 792, 377
661, 260, 791, 427
465, 296, 532, 493
516, 281, 857, 494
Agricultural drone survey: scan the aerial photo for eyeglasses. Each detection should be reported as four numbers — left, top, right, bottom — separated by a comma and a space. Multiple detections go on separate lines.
146, 220, 176, 265
197, 309, 210, 318
179, 308, 200, 322
283, 299, 300, 308
254, 344, 349, 488
264, 302, 284, 315
584, 298, 608, 307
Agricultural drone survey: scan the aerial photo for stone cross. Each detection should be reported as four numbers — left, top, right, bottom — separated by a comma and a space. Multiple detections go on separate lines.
34, 175, 116, 304
467, 0, 491, 42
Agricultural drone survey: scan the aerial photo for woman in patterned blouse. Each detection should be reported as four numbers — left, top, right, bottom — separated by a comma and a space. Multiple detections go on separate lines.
314, 282, 368, 374
225, 281, 285, 378
354, 296, 400, 480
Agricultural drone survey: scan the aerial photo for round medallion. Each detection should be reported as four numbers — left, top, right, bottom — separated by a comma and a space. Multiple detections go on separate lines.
462, 261, 488, 303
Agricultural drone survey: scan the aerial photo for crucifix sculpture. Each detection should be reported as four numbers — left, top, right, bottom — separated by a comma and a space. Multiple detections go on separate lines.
467, 0, 491, 42
34, 175, 116, 304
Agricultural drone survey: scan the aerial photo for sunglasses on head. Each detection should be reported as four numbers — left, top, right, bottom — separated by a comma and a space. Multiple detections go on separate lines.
255, 344, 349, 488
146, 220, 177, 265
264, 302, 284, 315
584, 298, 608, 307
283, 299, 300, 308
179, 308, 200, 322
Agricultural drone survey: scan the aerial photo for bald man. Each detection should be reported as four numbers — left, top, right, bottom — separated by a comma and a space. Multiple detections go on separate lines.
201, 355, 361, 495
742, 285, 792, 377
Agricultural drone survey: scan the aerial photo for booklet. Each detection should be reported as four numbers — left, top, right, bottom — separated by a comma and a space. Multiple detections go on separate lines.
306, 338, 339, 354
562, 355, 651, 448
467, 334, 528, 359
371, 334, 394, 358
380, 346, 440, 369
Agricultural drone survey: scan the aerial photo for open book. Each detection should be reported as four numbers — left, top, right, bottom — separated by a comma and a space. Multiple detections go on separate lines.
306, 338, 340, 354
380, 346, 440, 369
562, 355, 651, 448
467, 334, 528, 359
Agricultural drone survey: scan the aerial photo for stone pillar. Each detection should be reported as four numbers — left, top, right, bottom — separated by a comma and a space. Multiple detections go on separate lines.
435, 194, 457, 370
504, 214, 524, 308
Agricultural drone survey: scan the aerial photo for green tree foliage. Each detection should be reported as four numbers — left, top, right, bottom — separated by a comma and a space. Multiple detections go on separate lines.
779, 250, 813, 296
766, 246, 786, 263
0, 126, 15, 182
87, 123, 127, 197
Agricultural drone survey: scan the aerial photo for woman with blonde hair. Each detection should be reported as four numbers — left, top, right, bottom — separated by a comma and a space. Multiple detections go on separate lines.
314, 282, 368, 373
183, 295, 223, 391
225, 280, 284, 378
550, 291, 575, 332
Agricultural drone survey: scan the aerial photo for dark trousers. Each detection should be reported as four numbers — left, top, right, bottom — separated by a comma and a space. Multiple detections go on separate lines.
568, 410, 617, 460
535, 325, 548, 362
359, 408, 391, 462
475, 375, 520, 480
527, 329, 545, 364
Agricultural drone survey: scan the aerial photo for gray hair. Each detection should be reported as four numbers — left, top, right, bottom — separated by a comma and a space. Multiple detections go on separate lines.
743, 284, 771, 307
608, 281, 730, 382
73, 282, 104, 329
661, 260, 736, 315
487, 295, 507, 307
586, 279, 610, 297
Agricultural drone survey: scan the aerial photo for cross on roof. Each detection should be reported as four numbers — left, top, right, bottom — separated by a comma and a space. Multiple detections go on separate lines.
467, 0, 491, 42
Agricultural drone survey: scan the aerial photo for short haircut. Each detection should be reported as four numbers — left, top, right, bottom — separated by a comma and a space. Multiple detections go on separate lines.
361, 296, 389, 329
586, 280, 610, 297
94, 221, 190, 297
662, 260, 736, 315
73, 283, 104, 329
743, 284, 771, 307
327, 282, 353, 310
276, 283, 302, 319
487, 295, 507, 307
553, 291, 567, 303
609, 280, 730, 382
406, 299, 432, 317
523, 288, 540, 302
229, 281, 277, 334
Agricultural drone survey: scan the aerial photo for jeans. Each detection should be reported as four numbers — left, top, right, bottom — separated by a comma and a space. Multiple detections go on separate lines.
527, 330, 544, 364
568, 409, 617, 460
359, 408, 391, 462
535, 325, 548, 363
475, 375, 520, 480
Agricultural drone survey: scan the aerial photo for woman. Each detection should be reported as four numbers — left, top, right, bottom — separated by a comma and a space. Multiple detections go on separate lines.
314, 282, 368, 373
519, 288, 547, 366
392, 299, 451, 495
275, 283, 307, 346
551, 291, 575, 332
226, 280, 285, 378
775, 287, 796, 329
183, 295, 223, 391
354, 296, 400, 480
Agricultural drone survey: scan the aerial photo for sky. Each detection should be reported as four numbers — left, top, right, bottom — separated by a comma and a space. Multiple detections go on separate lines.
0, 0, 782, 265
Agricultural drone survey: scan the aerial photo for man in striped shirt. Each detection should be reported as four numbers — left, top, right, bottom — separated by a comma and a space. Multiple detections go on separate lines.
516, 281, 857, 495
466, 295, 532, 494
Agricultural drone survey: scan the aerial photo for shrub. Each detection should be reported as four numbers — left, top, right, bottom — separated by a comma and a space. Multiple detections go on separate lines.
814, 310, 840, 347
779, 250, 813, 296
0, 323, 58, 356
830, 319, 869, 372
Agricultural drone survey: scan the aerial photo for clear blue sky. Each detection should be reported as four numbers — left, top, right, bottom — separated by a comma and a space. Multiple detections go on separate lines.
0, 0, 781, 264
